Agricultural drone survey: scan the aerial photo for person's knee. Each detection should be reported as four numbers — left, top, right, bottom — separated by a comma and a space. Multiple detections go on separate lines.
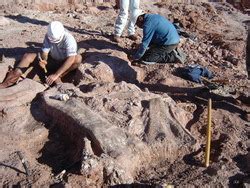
22, 53, 37, 63
74, 54, 82, 65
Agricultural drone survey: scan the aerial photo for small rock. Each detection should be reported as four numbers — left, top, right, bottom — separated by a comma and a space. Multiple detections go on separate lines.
222, 49, 229, 57
144, 87, 149, 93
222, 61, 233, 68
73, 14, 81, 19
243, 182, 250, 188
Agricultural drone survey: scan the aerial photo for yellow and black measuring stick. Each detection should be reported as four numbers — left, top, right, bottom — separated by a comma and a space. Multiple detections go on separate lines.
205, 95, 212, 167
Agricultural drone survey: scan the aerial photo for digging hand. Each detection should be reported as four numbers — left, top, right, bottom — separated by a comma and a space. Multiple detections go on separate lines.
46, 74, 59, 85
39, 60, 48, 73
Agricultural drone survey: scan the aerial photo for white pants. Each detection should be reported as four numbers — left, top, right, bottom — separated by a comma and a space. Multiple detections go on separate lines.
114, 0, 140, 36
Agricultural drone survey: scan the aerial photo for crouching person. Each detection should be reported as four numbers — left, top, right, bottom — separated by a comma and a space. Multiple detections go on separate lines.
0, 21, 82, 89
128, 11, 186, 65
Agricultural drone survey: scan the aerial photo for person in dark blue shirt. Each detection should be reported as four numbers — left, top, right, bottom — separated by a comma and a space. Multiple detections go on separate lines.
129, 13, 185, 64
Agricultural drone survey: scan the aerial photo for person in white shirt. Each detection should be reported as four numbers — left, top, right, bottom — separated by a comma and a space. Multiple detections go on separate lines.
0, 21, 82, 88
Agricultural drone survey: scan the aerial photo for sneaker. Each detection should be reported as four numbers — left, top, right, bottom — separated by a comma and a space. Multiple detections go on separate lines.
128, 34, 138, 41
112, 35, 122, 43
173, 48, 186, 64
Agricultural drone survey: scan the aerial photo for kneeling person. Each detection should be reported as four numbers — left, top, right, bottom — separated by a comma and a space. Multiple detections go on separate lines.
129, 12, 185, 64
0, 21, 82, 88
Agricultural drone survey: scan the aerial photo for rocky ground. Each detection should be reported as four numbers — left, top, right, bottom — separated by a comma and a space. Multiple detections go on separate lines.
0, 1, 250, 187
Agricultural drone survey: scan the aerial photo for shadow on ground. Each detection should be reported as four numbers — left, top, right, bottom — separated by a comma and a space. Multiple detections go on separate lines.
37, 124, 82, 174
1, 42, 41, 61
5, 14, 105, 38
78, 38, 127, 53
30, 95, 82, 175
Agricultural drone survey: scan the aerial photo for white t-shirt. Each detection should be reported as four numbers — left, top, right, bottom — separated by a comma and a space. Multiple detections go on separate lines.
42, 30, 77, 61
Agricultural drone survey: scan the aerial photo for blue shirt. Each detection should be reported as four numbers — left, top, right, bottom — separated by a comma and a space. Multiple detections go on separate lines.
133, 14, 180, 60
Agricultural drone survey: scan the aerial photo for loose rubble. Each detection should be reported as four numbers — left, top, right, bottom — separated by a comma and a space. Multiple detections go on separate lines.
0, 0, 249, 187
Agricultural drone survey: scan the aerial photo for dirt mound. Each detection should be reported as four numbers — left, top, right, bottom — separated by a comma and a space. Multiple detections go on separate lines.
0, 0, 249, 187
39, 83, 195, 186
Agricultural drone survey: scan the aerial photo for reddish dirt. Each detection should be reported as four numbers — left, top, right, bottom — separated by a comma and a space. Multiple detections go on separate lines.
0, 0, 249, 187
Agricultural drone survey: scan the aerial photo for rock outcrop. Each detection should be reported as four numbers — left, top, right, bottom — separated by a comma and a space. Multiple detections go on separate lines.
41, 83, 195, 185
0, 79, 45, 127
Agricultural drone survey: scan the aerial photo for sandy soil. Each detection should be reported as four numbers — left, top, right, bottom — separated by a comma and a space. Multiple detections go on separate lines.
0, 1, 249, 187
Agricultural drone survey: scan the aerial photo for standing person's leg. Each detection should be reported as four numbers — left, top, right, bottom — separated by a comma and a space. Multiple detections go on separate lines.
128, 0, 140, 40
0, 53, 37, 89
114, 0, 129, 42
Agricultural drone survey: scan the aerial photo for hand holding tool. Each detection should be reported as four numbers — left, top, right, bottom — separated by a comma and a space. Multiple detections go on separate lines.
38, 53, 48, 73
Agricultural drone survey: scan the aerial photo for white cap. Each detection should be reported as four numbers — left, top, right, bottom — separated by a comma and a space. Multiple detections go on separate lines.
131, 9, 144, 25
47, 21, 65, 43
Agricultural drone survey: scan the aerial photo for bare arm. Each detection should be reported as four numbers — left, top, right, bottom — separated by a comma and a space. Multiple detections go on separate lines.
46, 55, 76, 85
55, 56, 75, 77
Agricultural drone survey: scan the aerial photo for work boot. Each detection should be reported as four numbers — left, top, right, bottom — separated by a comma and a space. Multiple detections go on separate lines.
128, 34, 138, 41
172, 48, 187, 64
112, 35, 121, 43
0, 69, 22, 89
